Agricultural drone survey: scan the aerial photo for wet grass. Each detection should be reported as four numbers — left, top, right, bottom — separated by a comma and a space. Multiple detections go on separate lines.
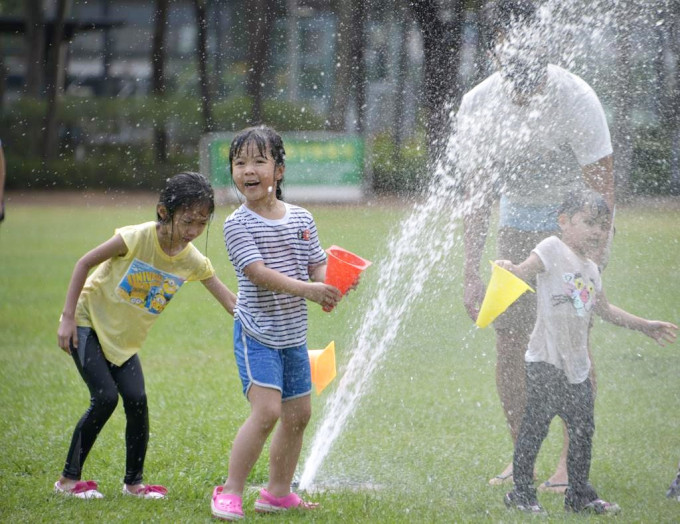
0, 197, 678, 522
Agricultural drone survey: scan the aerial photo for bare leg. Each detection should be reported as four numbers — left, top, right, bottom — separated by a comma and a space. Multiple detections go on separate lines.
490, 326, 531, 484
266, 395, 312, 497
223, 386, 281, 495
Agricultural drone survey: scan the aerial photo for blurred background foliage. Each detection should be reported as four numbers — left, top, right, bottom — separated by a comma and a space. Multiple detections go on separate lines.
0, 0, 678, 195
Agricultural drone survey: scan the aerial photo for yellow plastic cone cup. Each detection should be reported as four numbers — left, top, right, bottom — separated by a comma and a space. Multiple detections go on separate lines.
324, 246, 372, 295
476, 261, 535, 328
308, 341, 336, 395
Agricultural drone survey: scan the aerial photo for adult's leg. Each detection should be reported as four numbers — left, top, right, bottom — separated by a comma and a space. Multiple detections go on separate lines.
223, 385, 281, 496
266, 395, 312, 497
110, 354, 149, 487
61, 328, 119, 481
492, 228, 543, 482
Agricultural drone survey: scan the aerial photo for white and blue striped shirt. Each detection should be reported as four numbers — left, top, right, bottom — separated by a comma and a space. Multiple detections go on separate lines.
223, 203, 327, 348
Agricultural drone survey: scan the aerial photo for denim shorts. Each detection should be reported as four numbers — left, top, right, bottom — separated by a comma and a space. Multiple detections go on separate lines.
233, 319, 312, 401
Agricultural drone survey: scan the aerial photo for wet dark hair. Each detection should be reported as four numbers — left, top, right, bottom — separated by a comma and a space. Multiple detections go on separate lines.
228, 125, 286, 200
557, 189, 611, 221
156, 171, 215, 222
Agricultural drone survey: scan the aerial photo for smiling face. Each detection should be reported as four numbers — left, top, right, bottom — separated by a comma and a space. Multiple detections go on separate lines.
231, 140, 284, 205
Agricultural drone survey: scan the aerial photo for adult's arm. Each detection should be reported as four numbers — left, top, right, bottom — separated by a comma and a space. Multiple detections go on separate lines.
463, 193, 492, 321
582, 153, 614, 265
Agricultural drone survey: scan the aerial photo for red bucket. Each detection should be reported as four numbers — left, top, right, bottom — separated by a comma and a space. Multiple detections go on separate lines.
324, 245, 372, 295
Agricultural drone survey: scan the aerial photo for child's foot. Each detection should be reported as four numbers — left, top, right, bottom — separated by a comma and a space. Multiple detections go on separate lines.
504, 491, 547, 515
122, 483, 168, 499
567, 498, 621, 515
211, 486, 244, 521
254, 488, 319, 513
54, 479, 104, 499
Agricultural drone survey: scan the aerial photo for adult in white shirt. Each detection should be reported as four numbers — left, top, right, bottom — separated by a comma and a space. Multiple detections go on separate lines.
457, 0, 614, 490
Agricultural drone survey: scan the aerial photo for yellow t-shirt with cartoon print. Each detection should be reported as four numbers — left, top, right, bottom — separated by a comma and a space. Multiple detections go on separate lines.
75, 221, 214, 366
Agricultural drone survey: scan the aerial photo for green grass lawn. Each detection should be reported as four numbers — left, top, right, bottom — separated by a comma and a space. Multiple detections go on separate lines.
0, 196, 678, 522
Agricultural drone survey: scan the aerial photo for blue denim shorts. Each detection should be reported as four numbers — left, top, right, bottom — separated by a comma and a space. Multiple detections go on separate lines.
233, 319, 312, 401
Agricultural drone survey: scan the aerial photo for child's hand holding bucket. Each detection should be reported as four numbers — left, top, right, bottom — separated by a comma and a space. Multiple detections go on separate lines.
476, 260, 534, 328
322, 245, 371, 312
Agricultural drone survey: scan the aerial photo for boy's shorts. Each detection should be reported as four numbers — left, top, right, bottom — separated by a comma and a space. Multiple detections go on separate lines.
233, 319, 312, 401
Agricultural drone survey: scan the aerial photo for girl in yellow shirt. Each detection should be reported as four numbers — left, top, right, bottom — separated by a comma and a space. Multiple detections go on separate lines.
54, 172, 235, 499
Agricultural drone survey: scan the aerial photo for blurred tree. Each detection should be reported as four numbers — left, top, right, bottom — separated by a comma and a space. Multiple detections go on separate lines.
612, 0, 636, 199
194, 0, 214, 132
43, 0, 71, 161
665, 3, 679, 194
152, 0, 169, 162
24, 0, 45, 99
328, 0, 366, 132
245, 0, 281, 124
409, 0, 465, 164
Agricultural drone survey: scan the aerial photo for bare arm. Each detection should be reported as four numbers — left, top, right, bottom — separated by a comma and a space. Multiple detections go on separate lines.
244, 260, 341, 311
582, 155, 615, 265
463, 194, 492, 321
582, 154, 614, 210
57, 234, 128, 353
201, 275, 237, 316
308, 262, 327, 283
495, 252, 545, 283
594, 289, 678, 347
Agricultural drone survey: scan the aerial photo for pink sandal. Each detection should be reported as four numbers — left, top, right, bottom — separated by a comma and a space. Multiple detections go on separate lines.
211, 486, 244, 521
122, 484, 168, 499
254, 488, 319, 513
54, 480, 104, 499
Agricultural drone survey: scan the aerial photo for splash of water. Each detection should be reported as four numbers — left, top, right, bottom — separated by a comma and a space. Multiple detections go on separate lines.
298, 125, 471, 490
298, 0, 668, 490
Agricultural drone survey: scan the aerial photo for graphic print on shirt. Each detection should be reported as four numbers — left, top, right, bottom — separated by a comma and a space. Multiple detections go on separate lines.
297, 228, 310, 241
116, 258, 185, 314
551, 272, 596, 316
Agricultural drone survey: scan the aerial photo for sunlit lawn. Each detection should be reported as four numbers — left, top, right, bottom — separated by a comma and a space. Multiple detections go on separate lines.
0, 194, 678, 522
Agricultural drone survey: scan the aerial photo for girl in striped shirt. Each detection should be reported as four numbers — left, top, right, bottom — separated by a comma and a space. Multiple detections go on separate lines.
212, 126, 342, 520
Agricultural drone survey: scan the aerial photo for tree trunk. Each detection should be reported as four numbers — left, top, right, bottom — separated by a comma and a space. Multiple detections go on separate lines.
328, 0, 353, 130
152, 0, 169, 162
612, 2, 636, 201
43, 0, 71, 161
666, 3, 680, 194
351, 0, 367, 133
245, 0, 273, 124
409, 0, 464, 165
194, 0, 214, 133
24, 0, 45, 98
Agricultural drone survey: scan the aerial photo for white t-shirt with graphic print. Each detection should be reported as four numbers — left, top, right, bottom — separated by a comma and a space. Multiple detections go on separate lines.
525, 235, 602, 384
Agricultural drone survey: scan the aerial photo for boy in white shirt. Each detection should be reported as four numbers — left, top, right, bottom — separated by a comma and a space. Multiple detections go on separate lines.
496, 189, 677, 515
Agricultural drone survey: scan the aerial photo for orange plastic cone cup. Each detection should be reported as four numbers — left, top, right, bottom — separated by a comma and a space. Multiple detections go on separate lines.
308, 341, 336, 395
324, 245, 372, 295
476, 261, 535, 328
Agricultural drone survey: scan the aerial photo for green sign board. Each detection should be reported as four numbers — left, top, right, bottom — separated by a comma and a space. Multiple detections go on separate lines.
200, 132, 366, 201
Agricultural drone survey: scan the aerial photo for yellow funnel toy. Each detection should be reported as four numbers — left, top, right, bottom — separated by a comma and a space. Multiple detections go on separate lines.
476, 261, 534, 328
308, 341, 336, 394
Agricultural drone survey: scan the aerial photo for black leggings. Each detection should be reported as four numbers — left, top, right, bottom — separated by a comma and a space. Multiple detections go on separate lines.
513, 361, 598, 510
62, 328, 148, 485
